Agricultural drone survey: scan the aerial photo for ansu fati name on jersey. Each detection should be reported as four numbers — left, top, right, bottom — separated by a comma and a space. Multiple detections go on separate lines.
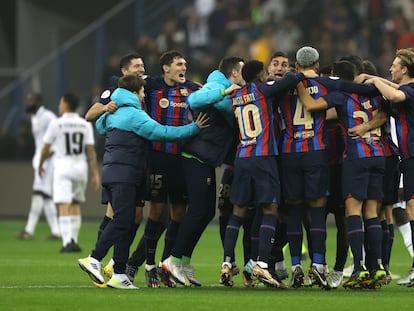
231, 93, 256, 105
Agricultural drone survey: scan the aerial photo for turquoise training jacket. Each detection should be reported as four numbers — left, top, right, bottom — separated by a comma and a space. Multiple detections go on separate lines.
181, 70, 237, 167
187, 70, 234, 126
95, 87, 200, 141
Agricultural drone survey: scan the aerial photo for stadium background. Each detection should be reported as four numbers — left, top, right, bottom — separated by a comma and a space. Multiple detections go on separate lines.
1, 0, 413, 219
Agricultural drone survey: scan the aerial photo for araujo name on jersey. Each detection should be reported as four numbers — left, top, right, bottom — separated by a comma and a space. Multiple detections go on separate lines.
306, 86, 319, 95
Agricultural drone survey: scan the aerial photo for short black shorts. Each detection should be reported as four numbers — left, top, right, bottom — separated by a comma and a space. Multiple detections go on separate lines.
279, 150, 329, 201
341, 156, 385, 200
147, 150, 187, 204
230, 156, 280, 207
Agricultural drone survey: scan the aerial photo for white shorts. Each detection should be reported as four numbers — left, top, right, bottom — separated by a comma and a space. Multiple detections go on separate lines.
52, 159, 88, 204
33, 157, 53, 197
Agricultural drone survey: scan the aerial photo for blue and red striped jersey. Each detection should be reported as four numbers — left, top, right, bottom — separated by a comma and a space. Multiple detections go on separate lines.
144, 76, 199, 154
392, 83, 414, 160
231, 82, 278, 158
278, 78, 329, 153
325, 91, 385, 160
380, 119, 399, 157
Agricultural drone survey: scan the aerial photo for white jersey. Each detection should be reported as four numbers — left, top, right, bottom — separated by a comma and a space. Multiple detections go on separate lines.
31, 106, 57, 168
43, 112, 95, 204
43, 112, 95, 162
31, 106, 57, 195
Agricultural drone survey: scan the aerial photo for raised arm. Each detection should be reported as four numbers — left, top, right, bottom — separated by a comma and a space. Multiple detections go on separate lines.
188, 83, 240, 110
366, 77, 407, 103
132, 110, 209, 142
262, 72, 305, 98
296, 81, 328, 111
85, 101, 118, 122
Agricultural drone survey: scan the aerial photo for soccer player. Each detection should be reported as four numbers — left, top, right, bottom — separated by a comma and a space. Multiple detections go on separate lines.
78, 74, 209, 289
220, 60, 305, 289
296, 60, 388, 289
362, 48, 414, 287
216, 52, 292, 287
361, 60, 400, 284
267, 51, 296, 282
161, 56, 244, 287
142, 50, 202, 288
275, 46, 331, 289
215, 57, 255, 287
277, 47, 383, 289
38, 93, 100, 253
17, 93, 60, 241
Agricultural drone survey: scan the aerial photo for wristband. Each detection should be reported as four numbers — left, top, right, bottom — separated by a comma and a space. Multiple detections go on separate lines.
221, 89, 226, 97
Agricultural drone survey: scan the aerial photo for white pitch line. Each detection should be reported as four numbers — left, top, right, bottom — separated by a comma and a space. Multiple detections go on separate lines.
0, 285, 93, 289
0, 283, 233, 289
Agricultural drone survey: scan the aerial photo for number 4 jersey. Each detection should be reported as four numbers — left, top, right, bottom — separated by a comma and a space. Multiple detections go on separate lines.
43, 112, 95, 180
278, 78, 328, 153
276, 76, 378, 154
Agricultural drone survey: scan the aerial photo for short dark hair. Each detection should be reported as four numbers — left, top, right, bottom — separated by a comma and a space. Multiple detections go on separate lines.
25, 92, 43, 113
319, 64, 332, 76
62, 93, 79, 111
119, 53, 144, 71
218, 56, 244, 78
242, 60, 264, 83
118, 74, 146, 93
332, 61, 356, 81
362, 59, 378, 75
270, 51, 288, 60
339, 55, 363, 75
159, 50, 184, 73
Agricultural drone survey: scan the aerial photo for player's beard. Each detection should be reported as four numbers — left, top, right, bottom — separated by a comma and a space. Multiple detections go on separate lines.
25, 104, 39, 114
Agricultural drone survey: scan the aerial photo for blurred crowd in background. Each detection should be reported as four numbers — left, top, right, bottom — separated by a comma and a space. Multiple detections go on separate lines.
2, 0, 414, 160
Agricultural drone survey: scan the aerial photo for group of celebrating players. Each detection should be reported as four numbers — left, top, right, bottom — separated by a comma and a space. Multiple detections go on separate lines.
73, 45, 414, 291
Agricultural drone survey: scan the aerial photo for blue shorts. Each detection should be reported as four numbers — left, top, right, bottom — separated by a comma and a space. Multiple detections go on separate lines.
327, 163, 344, 213
400, 157, 414, 201
279, 150, 329, 201
218, 166, 233, 212
148, 150, 187, 204
341, 157, 385, 200
230, 156, 280, 207
101, 183, 146, 207
382, 155, 400, 206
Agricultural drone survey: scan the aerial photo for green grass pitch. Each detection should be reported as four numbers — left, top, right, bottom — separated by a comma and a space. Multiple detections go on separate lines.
1, 220, 414, 311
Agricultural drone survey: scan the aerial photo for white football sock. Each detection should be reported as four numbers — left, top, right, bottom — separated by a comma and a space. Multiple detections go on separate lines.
25, 195, 43, 234
44, 199, 60, 236
398, 222, 414, 258
59, 216, 72, 246
70, 215, 81, 243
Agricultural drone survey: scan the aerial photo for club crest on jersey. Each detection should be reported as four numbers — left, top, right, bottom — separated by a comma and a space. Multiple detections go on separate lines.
180, 89, 189, 96
100, 90, 111, 99
159, 98, 169, 108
